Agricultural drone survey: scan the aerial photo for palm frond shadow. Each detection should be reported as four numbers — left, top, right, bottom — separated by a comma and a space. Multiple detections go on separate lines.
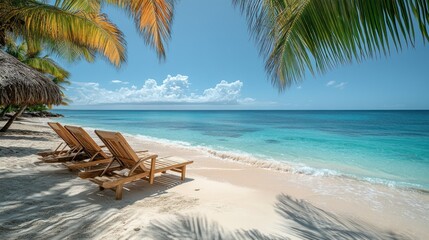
0, 127, 57, 156
0, 139, 413, 240
146, 215, 284, 240
0, 170, 193, 239
275, 194, 412, 240
0, 135, 50, 141
144, 194, 412, 240
0, 146, 40, 157
0, 169, 101, 239
0, 127, 56, 137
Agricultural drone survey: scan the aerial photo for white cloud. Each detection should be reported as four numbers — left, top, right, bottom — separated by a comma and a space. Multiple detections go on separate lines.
111, 80, 129, 84
326, 80, 347, 89
334, 82, 347, 89
326, 80, 336, 86
69, 74, 252, 105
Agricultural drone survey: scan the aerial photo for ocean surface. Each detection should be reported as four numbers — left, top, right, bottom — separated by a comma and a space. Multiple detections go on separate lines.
54, 110, 429, 191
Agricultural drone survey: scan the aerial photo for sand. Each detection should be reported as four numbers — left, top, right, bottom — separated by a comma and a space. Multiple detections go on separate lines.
1, 118, 428, 239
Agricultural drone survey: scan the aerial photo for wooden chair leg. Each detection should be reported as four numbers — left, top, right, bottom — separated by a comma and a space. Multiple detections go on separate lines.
149, 157, 156, 184
181, 166, 186, 181
149, 173, 154, 184
115, 184, 123, 200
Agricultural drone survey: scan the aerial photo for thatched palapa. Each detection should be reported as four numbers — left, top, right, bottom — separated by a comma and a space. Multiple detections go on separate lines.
0, 49, 62, 132
0, 49, 62, 106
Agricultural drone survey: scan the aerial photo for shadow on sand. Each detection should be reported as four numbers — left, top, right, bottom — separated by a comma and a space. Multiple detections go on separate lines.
0, 168, 413, 240
275, 194, 412, 240
142, 194, 412, 240
0, 168, 194, 239
146, 215, 284, 239
0, 146, 41, 157
0, 128, 55, 137
0, 127, 56, 156
0, 135, 51, 141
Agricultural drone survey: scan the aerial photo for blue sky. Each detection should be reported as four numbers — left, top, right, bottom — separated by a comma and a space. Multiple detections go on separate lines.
58, 0, 429, 110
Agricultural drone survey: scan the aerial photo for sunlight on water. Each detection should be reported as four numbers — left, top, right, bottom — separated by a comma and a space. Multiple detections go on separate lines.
55, 110, 429, 190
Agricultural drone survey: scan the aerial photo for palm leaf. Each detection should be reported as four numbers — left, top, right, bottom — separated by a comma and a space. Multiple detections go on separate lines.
2, 0, 126, 66
107, 0, 175, 59
38, 38, 97, 63
234, 0, 429, 90
24, 56, 70, 81
54, 0, 102, 13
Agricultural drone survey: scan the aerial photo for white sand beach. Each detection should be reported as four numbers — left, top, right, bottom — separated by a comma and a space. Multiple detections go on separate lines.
1, 119, 428, 239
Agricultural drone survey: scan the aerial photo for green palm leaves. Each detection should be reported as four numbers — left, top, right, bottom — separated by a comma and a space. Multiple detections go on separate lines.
0, 0, 175, 66
0, 0, 125, 66
234, 0, 429, 90
2, 0, 427, 92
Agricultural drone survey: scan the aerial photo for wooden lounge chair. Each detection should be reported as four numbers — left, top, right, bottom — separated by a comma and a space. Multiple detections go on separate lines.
38, 122, 86, 162
63, 125, 115, 170
80, 130, 193, 200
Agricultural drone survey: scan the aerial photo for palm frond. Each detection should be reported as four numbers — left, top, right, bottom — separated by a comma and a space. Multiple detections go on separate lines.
24, 56, 70, 81
33, 37, 96, 63
234, 0, 429, 90
107, 0, 175, 59
54, 0, 102, 13
4, 37, 21, 59
3, 0, 126, 66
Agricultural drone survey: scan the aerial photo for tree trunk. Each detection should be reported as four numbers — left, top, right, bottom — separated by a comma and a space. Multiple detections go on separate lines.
0, 105, 10, 117
0, 105, 27, 132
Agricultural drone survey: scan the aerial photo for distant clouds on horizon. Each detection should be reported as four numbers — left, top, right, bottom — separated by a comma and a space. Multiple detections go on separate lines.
67, 74, 255, 106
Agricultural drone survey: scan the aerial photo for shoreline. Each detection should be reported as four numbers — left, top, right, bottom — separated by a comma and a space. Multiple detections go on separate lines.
59, 115, 429, 193
133, 133, 429, 194
1, 118, 429, 239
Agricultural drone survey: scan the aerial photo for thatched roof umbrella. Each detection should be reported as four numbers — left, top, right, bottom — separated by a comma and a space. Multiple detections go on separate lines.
0, 49, 62, 132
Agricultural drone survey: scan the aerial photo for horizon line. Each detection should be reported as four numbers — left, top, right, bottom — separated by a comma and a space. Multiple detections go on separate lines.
53, 108, 429, 111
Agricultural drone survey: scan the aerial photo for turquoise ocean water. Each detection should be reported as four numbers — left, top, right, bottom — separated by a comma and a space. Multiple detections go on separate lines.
54, 110, 429, 191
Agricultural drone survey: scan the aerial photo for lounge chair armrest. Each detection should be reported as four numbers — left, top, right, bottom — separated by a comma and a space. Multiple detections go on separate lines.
138, 154, 158, 163
129, 154, 158, 176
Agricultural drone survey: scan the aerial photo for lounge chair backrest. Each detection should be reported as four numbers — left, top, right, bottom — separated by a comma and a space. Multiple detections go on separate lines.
65, 126, 109, 159
95, 130, 148, 172
48, 122, 80, 149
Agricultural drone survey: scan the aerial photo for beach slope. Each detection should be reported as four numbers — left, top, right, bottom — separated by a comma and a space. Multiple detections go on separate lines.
0, 119, 428, 239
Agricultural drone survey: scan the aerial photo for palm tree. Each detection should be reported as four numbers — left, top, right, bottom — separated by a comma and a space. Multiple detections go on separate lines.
0, 0, 175, 66
234, 0, 429, 90
0, 0, 174, 116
